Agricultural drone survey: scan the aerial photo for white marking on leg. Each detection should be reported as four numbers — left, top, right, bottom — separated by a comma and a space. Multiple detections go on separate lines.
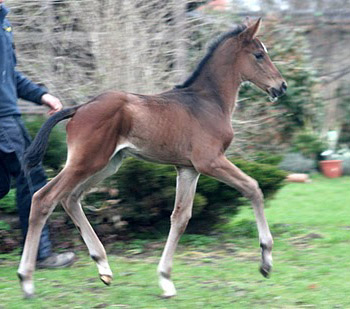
21, 277, 35, 298
18, 189, 59, 298
159, 273, 177, 297
157, 167, 199, 297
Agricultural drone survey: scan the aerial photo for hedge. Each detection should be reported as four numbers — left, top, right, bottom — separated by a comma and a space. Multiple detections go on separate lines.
98, 157, 287, 233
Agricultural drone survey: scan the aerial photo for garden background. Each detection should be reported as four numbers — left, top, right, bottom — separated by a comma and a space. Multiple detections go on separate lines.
1, 0, 350, 307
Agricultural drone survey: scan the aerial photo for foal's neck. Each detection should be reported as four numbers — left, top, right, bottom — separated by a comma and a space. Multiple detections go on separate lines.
189, 39, 241, 115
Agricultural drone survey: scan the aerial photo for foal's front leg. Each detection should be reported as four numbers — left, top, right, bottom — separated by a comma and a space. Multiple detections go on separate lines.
196, 155, 273, 277
157, 167, 199, 297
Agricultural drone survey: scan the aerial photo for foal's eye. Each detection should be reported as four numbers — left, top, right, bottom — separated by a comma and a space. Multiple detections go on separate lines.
254, 52, 264, 60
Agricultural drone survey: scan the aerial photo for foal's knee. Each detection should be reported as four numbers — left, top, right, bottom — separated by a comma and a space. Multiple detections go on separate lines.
171, 202, 191, 221
171, 204, 192, 234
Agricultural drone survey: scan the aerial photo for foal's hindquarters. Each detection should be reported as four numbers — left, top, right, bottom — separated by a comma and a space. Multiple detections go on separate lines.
17, 95, 129, 298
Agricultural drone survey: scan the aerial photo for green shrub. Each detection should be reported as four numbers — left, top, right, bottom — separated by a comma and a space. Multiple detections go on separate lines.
251, 152, 283, 166
229, 219, 258, 238
0, 220, 11, 231
0, 189, 16, 214
24, 115, 67, 171
291, 131, 325, 159
233, 158, 287, 198
100, 157, 287, 233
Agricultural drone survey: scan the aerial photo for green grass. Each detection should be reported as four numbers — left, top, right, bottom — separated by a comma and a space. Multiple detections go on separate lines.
1, 175, 350, 308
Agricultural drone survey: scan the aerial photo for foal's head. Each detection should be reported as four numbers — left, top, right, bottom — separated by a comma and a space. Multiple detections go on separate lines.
236, 18, 287, 99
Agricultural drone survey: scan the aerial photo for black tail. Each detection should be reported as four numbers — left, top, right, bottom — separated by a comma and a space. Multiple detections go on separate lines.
24, 106, 79, 170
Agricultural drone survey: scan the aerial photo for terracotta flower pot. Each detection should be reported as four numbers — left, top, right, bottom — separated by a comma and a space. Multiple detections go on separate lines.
319, 160, 342, 178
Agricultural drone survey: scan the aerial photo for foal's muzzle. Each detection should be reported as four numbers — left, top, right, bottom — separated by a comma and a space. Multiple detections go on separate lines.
268, 81, 287, 99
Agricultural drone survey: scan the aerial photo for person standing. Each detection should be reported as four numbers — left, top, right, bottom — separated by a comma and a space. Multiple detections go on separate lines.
0, 0, 75, 268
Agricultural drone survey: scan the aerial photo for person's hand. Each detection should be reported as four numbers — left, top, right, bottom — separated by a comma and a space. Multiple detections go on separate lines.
41, 94, 63, 115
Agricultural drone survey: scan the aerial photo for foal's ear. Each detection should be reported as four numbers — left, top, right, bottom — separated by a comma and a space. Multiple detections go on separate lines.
239, 17, 262, 42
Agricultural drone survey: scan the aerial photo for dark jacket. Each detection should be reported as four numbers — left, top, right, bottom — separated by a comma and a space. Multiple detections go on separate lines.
0, 5, 47, 117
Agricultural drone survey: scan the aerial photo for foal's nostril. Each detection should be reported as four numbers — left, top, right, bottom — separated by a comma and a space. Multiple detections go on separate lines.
271, 88, 279, 98
269, 82, 287, 99
281, 81, 287, 92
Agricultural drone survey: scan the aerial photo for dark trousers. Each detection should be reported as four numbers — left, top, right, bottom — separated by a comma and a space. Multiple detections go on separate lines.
0, 117, 52, 260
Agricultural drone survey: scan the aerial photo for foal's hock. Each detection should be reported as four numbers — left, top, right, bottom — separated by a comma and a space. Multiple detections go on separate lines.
18, 18, 286, 298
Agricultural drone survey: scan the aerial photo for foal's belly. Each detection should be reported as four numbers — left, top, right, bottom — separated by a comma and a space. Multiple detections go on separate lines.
121, 143, 193, 167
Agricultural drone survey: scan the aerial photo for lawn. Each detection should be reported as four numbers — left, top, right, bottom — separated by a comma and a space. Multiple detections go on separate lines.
1, 175, 350, 308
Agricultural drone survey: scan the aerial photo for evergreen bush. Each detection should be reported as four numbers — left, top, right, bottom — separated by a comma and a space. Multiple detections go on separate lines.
253, 152, 284, 166
99, 157, 287, 233
291, 131, 325, 159
0, 189, 16, 214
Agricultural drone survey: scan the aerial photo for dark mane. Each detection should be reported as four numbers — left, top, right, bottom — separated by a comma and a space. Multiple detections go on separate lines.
175, 24, 247, 89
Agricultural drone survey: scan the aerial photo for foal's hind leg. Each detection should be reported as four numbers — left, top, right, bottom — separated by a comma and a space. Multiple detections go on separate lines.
195, 155, 273, 277
157, 167, 199, 297
17, 169, 88, 298
61, 153, 123, 285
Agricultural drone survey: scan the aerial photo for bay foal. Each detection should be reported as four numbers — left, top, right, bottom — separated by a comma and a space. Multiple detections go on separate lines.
18, 18, 287, 298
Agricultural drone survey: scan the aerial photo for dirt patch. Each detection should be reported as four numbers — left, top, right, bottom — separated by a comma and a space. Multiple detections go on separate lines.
234, 250, 260, 263
289, 233, 324, 248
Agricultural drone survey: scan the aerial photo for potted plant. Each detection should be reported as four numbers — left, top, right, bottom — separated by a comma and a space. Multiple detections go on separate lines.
320, 150, 343, 178
319, 131, 343, 178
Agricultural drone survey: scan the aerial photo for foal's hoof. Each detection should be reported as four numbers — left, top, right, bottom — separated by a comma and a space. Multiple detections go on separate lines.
259, 264, 271, 278
100, 274, 113, 286
158, 272, 177, 298
18, 273, 35, 299
161, 292, 177, 299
